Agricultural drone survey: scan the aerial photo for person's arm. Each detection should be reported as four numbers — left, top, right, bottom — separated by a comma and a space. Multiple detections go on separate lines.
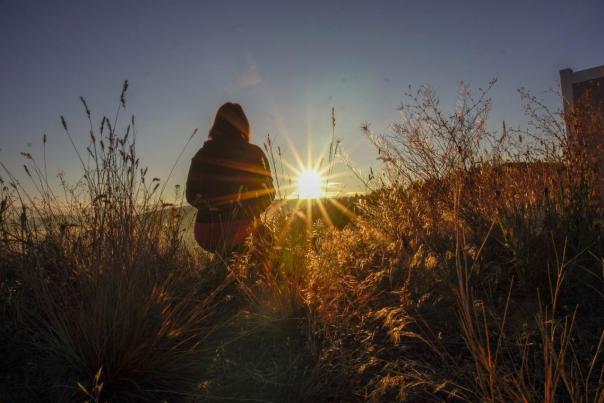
186, 152, 206, 208
260, 152, 276, 202
253, 148, 276, 212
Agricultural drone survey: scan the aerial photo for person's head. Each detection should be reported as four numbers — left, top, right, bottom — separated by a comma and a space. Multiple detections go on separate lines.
209, 102, 250, 142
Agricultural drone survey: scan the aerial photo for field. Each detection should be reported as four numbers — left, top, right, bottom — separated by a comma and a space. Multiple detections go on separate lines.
1, 83, 603, 402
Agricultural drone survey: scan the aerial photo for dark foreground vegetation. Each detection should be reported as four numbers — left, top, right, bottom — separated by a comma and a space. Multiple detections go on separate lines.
1, 82, 603, 402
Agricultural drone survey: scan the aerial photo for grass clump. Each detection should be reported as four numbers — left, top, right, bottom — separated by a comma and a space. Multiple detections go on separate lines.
0, 83, 233, 401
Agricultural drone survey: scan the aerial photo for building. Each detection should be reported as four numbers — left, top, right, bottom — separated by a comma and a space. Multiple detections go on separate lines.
560, 65, 604, 196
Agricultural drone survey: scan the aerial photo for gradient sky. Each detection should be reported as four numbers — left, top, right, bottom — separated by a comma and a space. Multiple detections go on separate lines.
1, 0, 603, 196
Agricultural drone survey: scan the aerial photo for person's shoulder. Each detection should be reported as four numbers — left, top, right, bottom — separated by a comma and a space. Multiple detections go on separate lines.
246, 143, 267, 159
191, 141, 214, 160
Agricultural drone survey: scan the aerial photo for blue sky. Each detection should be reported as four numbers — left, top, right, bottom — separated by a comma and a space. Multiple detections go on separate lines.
1, 0, 603, 196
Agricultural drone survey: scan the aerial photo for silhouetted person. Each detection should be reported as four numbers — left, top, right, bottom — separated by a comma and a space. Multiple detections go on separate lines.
186, 102, 275, 252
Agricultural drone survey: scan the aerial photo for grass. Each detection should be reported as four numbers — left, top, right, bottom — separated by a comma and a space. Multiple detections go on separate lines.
1, 80, 603, 402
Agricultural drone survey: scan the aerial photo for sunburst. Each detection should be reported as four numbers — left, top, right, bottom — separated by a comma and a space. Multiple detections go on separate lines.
297, 169, 323, 199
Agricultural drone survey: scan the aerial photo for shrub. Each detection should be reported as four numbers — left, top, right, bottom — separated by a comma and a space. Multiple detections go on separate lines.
301, 82, 604, 401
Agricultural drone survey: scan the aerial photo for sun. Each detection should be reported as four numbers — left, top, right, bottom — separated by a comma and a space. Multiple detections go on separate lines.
297, 170, 324, 199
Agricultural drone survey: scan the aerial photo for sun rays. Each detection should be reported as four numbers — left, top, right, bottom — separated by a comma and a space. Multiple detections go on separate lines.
262, 111, 359, 239
263, 117, 346, 200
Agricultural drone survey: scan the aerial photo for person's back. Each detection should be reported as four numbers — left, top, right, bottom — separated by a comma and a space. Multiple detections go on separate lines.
186, 102, 275, 252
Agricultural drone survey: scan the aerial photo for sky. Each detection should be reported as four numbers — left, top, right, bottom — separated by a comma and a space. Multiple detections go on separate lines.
1, 0, 603, 197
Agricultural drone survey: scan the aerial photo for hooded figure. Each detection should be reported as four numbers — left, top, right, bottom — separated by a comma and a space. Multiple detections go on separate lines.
186, 102, 275, 252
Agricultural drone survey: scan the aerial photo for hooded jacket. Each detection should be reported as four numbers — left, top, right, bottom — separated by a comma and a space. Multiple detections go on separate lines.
186, 137, 275, 223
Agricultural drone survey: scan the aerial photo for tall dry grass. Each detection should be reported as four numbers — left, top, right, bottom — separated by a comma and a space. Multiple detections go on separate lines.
0, 82, 234, 401
1, 79, 602, 402
296, 82, 604, 401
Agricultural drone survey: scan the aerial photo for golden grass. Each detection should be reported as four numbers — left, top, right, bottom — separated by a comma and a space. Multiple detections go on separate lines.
1, 81, 603, 402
